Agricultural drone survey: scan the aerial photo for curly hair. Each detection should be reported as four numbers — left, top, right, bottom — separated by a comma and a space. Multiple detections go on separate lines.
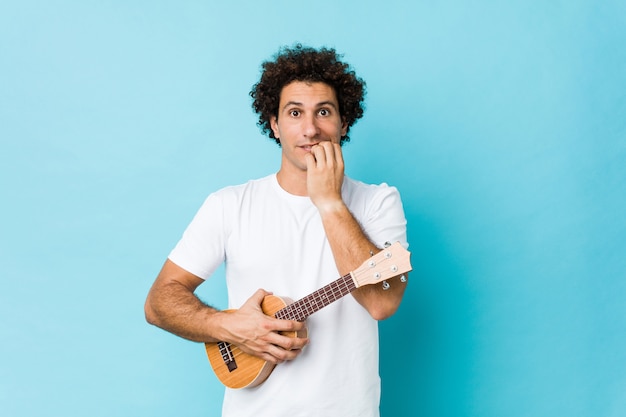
250, 44, 366, 146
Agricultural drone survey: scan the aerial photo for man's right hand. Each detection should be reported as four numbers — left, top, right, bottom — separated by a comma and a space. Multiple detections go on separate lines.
216, 289, 309, 364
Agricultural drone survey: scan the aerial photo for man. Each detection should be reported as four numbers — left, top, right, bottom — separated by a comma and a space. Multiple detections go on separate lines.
145, 44, 408, 417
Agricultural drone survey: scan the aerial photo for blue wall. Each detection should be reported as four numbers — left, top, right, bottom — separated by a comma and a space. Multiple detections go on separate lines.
1, 1, 625, 416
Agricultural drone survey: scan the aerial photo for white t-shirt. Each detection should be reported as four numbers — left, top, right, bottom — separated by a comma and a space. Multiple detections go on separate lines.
169, 174, 407, 417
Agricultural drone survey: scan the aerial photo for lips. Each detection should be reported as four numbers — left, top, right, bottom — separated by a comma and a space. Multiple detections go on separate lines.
299, 143, 319, 152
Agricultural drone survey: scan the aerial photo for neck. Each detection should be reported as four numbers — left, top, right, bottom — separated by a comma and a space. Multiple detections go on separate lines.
276, 167, 308, 196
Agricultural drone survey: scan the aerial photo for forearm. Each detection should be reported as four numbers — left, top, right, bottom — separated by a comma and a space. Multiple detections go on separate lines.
145, 261, 308, 362
145, 281, 224, 343
144, 260, 230, 343
318, 203, 406, 320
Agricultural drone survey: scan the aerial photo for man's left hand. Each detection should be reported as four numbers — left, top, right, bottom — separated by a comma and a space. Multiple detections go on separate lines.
305, 141, 345, 213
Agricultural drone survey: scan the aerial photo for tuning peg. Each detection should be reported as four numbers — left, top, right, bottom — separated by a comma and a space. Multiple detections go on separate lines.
400, 275, 407, 283
382, 280, 390, 290
384, 241, 392, 248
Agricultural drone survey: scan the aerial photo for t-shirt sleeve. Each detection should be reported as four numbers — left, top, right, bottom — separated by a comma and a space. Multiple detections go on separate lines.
167, 192, 228, 280
360, 184, 408, 250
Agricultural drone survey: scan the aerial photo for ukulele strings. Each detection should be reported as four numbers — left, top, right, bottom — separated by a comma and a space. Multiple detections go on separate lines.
218, 273, 363, 363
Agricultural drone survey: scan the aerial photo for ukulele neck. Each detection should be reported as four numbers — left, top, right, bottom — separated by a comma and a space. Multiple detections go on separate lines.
273, 273, 356, 322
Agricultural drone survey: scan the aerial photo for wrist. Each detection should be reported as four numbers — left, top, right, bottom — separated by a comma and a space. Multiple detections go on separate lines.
205, 309, 232, 343
316, 199, 348, 217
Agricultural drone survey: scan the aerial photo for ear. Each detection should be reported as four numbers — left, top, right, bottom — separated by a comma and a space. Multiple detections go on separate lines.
340, 118, 348, 137
270, 115, 280, 139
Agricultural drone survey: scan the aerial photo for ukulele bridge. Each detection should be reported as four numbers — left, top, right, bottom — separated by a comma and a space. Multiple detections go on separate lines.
218, 341, 238, 372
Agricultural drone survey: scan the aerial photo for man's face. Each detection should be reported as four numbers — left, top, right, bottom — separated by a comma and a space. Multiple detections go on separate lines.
271, 81, 347, 173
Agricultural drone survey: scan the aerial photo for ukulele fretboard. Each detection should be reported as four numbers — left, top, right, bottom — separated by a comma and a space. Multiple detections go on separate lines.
273, 273, 356, 322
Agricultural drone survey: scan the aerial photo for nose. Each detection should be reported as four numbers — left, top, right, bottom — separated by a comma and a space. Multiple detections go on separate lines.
302, 114, 320, 138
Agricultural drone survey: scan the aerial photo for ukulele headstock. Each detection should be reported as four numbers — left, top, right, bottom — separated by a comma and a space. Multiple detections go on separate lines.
351, 242, 412, 288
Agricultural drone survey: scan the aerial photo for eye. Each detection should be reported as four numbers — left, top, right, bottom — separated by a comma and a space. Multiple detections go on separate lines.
289, 109, 300, 117
318, 108, 330, 116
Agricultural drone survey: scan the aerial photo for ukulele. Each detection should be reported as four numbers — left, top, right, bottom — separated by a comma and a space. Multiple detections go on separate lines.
205, 241, 412, 389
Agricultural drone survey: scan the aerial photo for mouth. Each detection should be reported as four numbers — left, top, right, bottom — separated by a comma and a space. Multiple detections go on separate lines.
299, 143, 319, 152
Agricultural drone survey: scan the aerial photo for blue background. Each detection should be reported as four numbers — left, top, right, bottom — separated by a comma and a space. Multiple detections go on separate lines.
1, 1, 625, 416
